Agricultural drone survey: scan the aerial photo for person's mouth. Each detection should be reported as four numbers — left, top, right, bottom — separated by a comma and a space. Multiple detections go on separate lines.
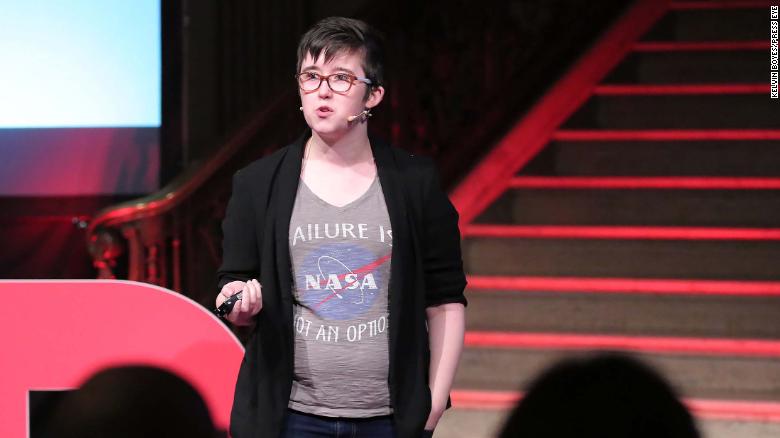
315, 106, 334, 117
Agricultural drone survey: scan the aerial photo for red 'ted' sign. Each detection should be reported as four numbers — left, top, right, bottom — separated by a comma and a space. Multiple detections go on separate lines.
0, 280, 244, 437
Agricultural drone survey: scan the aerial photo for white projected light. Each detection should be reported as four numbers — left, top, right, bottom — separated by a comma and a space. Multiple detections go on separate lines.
0, 1, 161, 128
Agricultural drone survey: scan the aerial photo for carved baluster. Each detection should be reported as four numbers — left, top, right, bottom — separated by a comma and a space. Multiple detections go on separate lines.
146, 244, 158, 285
172, 233, 182, 292
122, 225, 144, 282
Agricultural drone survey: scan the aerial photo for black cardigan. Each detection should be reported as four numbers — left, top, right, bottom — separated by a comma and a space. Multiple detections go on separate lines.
217, 132, 467, 438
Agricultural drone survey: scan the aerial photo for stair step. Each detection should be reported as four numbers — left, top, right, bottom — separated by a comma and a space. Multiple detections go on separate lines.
462, 237, 780, 280
522, 141, 780, 177
456, 348, 780, 401
466, 275, 780, 296
474, 186, 780, 227
507, 177, 780, 189
594, 83, 769, 95
605, 50, 766, 83
670, 2, 779, 11
634, 40, 768, 51
464, 289, 780, 338
563, 94, 779, 129
451, 391, 780, 420
436, 408, 780, 438
552, 130, 780, 141
643, 6, 769, 41
463, 225, 780, 240
464, 332, 780, 358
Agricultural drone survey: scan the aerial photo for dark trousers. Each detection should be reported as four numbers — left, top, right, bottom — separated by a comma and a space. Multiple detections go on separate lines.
280, 408, 435, 438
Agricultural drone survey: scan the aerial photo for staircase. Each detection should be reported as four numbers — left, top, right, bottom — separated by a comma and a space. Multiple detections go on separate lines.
440, 1, 780, 437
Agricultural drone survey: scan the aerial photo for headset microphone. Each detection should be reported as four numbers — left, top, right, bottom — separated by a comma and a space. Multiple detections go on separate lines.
347, 109, 372, 122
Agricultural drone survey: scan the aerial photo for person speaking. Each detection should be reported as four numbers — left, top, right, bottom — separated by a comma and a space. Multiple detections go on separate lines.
216, 16, 467, 438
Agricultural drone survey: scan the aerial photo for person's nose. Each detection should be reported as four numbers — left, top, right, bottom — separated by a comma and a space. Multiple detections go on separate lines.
317, 76, 332, 98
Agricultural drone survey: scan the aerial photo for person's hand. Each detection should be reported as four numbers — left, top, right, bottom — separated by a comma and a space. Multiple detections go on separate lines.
423, 403, 444, 435
215, 279, 262, 326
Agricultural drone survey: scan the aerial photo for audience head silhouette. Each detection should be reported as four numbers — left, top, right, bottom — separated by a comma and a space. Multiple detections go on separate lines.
499, 353, 700, 438
44, 365, 219, 438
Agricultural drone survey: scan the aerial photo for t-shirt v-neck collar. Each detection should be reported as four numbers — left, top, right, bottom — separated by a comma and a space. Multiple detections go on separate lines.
298, 176, 378, 211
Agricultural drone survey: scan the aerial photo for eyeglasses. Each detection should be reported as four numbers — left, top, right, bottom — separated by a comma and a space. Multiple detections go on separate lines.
295, 71, 373, 93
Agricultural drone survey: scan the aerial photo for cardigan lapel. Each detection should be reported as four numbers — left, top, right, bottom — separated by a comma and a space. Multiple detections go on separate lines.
370, 135, 408, 378
272, 131, 307, 289
270, 132, 308, 363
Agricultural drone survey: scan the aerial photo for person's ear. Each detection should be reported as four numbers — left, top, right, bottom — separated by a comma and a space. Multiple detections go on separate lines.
365, 85, 385, 110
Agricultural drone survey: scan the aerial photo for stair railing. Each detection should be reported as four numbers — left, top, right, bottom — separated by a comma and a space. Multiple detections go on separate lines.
86, 93, 296, 296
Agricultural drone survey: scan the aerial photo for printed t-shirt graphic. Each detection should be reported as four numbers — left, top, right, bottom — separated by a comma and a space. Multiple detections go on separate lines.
295, 241, 390, 320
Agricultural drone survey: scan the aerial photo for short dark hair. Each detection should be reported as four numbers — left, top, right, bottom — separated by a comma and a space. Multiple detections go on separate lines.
296, 17, 385, 91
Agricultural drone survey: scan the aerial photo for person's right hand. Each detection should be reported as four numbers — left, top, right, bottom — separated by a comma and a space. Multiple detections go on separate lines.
215, 279, 262, 326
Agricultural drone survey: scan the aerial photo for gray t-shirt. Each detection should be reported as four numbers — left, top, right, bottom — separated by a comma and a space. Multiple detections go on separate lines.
287, 175, 393, 417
